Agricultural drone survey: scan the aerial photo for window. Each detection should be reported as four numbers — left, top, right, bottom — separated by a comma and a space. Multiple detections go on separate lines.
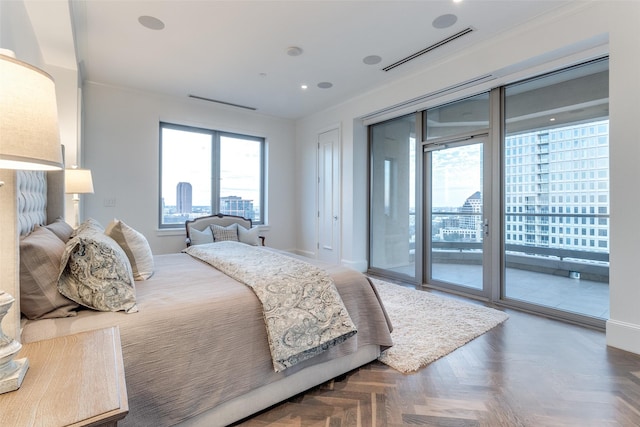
159, 122, 264, 228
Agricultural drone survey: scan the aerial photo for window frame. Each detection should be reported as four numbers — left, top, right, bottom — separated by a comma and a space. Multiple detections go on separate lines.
158, 122, 265, 229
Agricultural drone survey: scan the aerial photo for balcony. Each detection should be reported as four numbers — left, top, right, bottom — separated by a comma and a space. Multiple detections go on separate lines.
385, 242, 609, 319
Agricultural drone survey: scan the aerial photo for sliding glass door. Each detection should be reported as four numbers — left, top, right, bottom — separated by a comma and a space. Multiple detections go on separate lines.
368, 59, 609, 326
369, 114, 416, 280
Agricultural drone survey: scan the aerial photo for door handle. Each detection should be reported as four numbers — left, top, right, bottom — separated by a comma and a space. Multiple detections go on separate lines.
484, 218, 489, 236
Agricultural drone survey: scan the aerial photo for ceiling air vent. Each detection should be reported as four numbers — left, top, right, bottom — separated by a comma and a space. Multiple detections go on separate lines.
382, 27, 474, 72
188, 94, 257, 111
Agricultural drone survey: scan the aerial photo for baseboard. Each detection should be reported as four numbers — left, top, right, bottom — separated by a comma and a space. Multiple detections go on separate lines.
291, 249, 315, 258
341, 258, 368, 273
288, 249, 367, 272
606, 319, 640, 355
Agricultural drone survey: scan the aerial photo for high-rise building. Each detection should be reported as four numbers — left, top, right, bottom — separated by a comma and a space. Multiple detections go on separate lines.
176, 182, 192, 214
437, 191, 483, 242
220, 196, 254, 220
505, 120, 609, 253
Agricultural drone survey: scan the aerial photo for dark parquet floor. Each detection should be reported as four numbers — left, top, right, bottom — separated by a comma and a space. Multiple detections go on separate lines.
234, 292, 640, 427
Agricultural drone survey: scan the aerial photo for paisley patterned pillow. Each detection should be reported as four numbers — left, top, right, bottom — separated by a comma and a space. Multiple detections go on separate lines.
71, 217, 104, 237
58, 227, 138, 313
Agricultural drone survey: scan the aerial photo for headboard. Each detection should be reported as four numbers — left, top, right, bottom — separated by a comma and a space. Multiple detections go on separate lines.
17, 169, 65, 236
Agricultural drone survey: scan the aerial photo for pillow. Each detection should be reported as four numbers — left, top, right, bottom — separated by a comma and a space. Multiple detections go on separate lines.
189, 226, 214, 246
19, 226, 79, 319
211, 223, 239, 242
71, 217, 104, 238
238, 224, 260, 246
105, 219, 154, 280
44, 217, 74, 242
58, 228, 138, 313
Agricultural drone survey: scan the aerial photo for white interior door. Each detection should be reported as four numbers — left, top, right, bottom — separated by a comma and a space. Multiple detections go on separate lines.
317, 127, 340, 264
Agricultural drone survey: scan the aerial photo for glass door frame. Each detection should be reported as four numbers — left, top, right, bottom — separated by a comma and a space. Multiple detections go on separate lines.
422, 130, 494, 299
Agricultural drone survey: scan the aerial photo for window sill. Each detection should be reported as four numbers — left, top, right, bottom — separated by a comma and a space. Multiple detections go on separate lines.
156, 228, 185, 237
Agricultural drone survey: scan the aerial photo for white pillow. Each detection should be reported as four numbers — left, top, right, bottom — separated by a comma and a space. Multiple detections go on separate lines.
189, 227, 214, 245
105, 219, 154, 281
238, 224, 260, 246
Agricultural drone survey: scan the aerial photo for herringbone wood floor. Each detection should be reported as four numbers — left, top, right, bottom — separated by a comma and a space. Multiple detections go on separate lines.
234, 293, 640, 427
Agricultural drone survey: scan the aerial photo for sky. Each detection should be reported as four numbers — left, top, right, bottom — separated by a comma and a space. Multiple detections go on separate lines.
431, 143, 482, 208
161, 128, 260, 206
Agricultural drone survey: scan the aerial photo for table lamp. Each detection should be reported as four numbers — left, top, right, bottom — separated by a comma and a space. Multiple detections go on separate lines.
65, 167, 94, 227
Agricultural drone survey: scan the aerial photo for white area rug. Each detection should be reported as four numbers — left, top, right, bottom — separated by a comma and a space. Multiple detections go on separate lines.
371, 278, 509, 374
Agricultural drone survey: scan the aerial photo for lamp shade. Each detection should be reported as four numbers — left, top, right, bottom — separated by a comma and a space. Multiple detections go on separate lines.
0, 52, 63, 171
65, 168, 94, 194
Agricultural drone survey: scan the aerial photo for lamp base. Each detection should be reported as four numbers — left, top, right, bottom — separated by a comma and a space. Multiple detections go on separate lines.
73, 196, 80, 228
0, 357, 29, 394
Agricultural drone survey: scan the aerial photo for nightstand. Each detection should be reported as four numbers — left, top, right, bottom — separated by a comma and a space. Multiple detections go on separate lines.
0, 326, 128, 427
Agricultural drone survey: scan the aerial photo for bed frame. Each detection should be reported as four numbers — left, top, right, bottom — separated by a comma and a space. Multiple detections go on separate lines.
15, 171, 384, 426
185, 213, 265, 246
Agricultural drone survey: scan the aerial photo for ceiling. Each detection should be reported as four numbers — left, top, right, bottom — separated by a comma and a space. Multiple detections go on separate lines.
52, 0, 576, 120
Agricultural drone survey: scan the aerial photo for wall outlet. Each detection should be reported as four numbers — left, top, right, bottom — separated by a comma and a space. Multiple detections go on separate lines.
104, 198, 116, 207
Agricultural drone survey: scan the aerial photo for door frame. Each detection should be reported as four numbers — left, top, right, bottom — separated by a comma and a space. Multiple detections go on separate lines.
316, 124, 342, 265
422, 131, 494, 300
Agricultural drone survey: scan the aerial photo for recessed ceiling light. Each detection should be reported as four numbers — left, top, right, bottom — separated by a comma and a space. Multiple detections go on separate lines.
363, 55, 382, 65
287, 46, 303, 57
301, 84, 308, 90
317, 82, 333, 89
550, 117, 556, 121
432, 14, 457, 29
138, 15, 165, 30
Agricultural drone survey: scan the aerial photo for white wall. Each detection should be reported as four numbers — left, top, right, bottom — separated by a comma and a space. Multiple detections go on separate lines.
0, 0, 43, 67
294, 1, 640, 355
81, 82, 297, 254
606, 1, 640, 356
45, 64, 80, 223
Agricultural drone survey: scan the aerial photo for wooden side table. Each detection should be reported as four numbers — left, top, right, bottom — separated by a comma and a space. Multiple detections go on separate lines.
0, 326, 128, 427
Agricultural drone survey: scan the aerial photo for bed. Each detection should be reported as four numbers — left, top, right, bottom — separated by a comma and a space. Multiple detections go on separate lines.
15, 170, 393, 426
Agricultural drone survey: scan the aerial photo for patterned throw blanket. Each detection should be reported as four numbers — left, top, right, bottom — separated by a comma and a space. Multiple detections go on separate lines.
184, 241, 357, 372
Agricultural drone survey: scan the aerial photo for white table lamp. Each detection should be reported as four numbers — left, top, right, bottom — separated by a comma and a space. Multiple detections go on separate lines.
65, 168, 94, 227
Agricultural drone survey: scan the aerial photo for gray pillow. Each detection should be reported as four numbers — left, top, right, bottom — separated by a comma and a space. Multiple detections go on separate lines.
211, 223, 239, 242
44, 217, 74, 242
58, 227, 138, 313
20, 226, 79, 319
